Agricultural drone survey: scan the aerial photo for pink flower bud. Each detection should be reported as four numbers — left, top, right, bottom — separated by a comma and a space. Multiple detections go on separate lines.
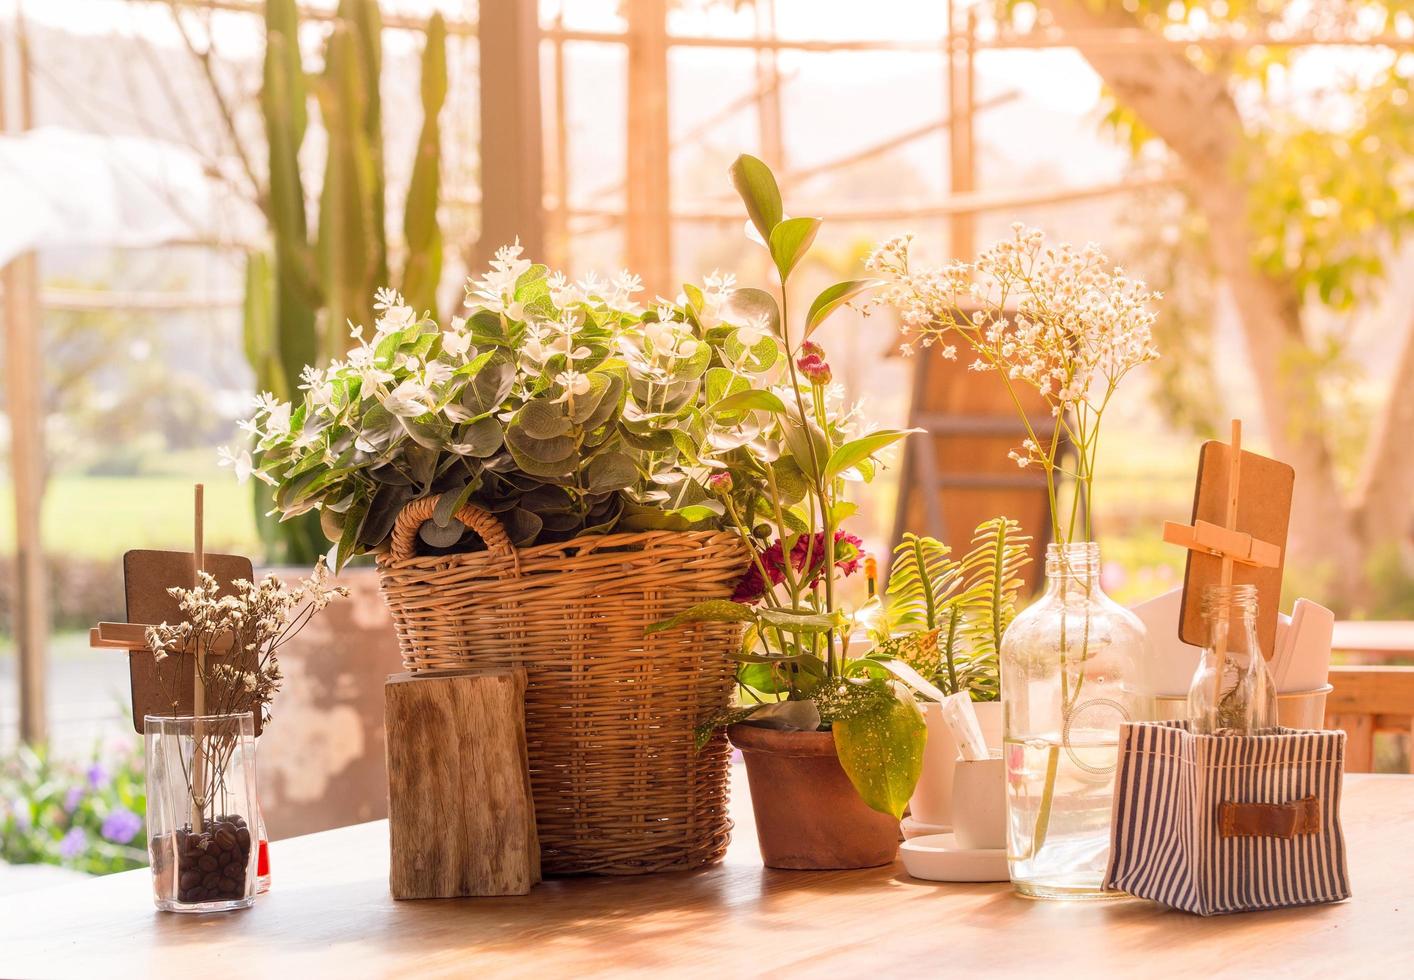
796, 341, 832, 385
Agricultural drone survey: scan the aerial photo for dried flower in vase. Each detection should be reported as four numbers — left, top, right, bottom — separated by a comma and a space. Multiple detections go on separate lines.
145, 560, 348, 725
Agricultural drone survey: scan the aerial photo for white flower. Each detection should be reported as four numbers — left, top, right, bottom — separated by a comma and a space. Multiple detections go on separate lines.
466, 241, 532, 313
382, 378, 434, 418
547, 272, 584, 307
735, 313, 771, 348
376, 305, 417, 335
552, 370, 592, 403
645, 319, 699, 360
373, 286, 404, 312
442, 329, 473, 358
606, 270, 644, 313
300, 365, 335, 409
422, 360, 453, 387
264, 402, 292, 437
218, 447, 254, 484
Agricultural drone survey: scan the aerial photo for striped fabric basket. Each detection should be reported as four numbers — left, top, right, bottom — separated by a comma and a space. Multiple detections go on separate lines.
1103, 721, 1351, 915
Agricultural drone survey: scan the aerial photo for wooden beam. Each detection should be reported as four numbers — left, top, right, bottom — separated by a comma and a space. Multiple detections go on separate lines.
1, 13, 47, 745
946, 4, 976, 261
1327, 666, 1414, 718
625, 0, 671, 296
165, 1, 479, 36
474, 0, 544, 267
542, 26, 1414, 52
565, 174, 1177, 225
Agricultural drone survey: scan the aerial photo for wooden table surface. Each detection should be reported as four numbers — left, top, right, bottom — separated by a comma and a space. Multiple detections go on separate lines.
3, 771, 1411, 979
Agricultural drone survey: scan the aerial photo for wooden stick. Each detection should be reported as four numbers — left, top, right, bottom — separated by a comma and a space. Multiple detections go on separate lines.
192, 484, 206, 831
1212, 421, 1242, 707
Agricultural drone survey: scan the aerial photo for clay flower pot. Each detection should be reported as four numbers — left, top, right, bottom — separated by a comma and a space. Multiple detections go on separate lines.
729, 724, 900, 870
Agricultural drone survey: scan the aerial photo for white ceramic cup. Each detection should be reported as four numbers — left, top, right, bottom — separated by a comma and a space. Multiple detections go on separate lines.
951, 753, 1006, 851
908, 701, 1004, 827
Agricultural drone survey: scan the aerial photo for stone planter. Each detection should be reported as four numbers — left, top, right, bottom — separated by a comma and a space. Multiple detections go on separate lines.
729, 724, 899, 870
255, 566, 402, 840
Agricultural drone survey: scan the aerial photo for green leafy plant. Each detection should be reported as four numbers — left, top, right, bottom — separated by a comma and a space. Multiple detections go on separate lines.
1, 739, 147, 876
650, 154, 924, 819
873, 518, 1032, 702
237, 253, 791, 565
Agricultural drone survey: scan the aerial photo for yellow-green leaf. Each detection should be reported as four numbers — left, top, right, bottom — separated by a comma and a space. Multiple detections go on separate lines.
832, 686, 926, 818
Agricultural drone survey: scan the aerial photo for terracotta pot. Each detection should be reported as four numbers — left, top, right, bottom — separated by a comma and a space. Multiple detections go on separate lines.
729, 724, 900, 870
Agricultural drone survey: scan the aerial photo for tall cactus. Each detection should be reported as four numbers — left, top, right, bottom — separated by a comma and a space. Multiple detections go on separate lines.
260, 0, 318, 400
401, 12, 447, 319
246, 0, 448, 561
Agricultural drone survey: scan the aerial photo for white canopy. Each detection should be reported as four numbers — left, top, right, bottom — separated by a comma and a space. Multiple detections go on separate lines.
0, 125, 262, 264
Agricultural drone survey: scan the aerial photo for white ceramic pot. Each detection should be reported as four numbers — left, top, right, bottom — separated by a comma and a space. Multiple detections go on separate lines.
951, 754, 1006, 851
907, 700, 1003, 827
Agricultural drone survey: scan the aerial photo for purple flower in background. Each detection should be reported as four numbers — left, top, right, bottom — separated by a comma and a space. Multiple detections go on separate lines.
10, 798, 30, 833
58, 827, 87, 860
63, 786, 84, 813
101, 808, 142, 845
86, 762, 109, 790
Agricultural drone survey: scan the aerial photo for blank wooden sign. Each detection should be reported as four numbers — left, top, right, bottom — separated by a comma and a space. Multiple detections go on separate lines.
1177, 441, 1294, 660
123, 549, 256, 735
385, 669, 540, 899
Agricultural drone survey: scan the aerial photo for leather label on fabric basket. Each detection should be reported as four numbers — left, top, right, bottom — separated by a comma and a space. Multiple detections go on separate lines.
1220, 796, 1321, 839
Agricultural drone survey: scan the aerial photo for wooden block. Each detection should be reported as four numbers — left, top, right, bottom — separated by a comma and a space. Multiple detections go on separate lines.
385, 669, 540, 899
1177, 442, 1294, 659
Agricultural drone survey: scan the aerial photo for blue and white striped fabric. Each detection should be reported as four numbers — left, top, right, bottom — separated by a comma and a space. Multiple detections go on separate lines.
1103, 721, 1351, 915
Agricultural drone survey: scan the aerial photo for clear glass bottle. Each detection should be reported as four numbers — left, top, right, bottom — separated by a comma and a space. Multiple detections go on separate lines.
1001, 542, 1151, 900
1187, 584, 1277, 735
145, 712, 260, 913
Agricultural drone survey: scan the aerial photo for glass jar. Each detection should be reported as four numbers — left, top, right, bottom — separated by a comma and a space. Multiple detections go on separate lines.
145, 713, 260, 913
1001, 542, 1151, 900
1187, 584, 1277, 735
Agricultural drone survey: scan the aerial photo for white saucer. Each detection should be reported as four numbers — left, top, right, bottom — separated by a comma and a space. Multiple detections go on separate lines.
899, 833, 1010, 883
900, 815, 951, 840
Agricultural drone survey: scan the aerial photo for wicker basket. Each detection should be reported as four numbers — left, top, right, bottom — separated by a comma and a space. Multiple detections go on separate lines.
376, 495, 750, 875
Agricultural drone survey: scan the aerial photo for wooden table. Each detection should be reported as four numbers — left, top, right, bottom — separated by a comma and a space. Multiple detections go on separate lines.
4, 772, 1412, 979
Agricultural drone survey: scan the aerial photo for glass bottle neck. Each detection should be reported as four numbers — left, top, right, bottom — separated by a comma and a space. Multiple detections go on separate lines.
1043, 542, 1102, 597
1201, 584, 1258, 626
1201, 584, 1261, 657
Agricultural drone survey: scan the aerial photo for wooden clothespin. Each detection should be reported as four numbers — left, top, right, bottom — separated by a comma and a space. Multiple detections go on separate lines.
1163, 420, 1295, 666
89, 484, 256, 735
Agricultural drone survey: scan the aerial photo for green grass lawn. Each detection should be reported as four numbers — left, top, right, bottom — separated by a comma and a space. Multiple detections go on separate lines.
0, 458, 260, 560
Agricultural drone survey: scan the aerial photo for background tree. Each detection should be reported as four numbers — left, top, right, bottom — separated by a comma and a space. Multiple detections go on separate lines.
1015, 0, 1414, 610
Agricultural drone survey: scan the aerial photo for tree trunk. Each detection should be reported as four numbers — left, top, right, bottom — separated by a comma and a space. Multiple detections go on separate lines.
1354, 307, 1414, 567
1038, 0, 1365, 602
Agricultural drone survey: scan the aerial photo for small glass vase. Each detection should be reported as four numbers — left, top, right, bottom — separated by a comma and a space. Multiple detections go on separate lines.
1187, 584, 1277, 735
1001, 542, 1151, 901
145, 713, 260, 913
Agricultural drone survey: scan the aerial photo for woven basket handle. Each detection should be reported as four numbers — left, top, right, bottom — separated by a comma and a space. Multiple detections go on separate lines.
388, 495, 519, 572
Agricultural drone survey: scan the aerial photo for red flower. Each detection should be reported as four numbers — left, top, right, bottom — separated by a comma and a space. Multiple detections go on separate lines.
731, 530, 864, 603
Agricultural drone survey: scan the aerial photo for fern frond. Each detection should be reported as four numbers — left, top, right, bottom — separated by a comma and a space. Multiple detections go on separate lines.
958, 517, 1033, 667
886, 532, 962, 631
